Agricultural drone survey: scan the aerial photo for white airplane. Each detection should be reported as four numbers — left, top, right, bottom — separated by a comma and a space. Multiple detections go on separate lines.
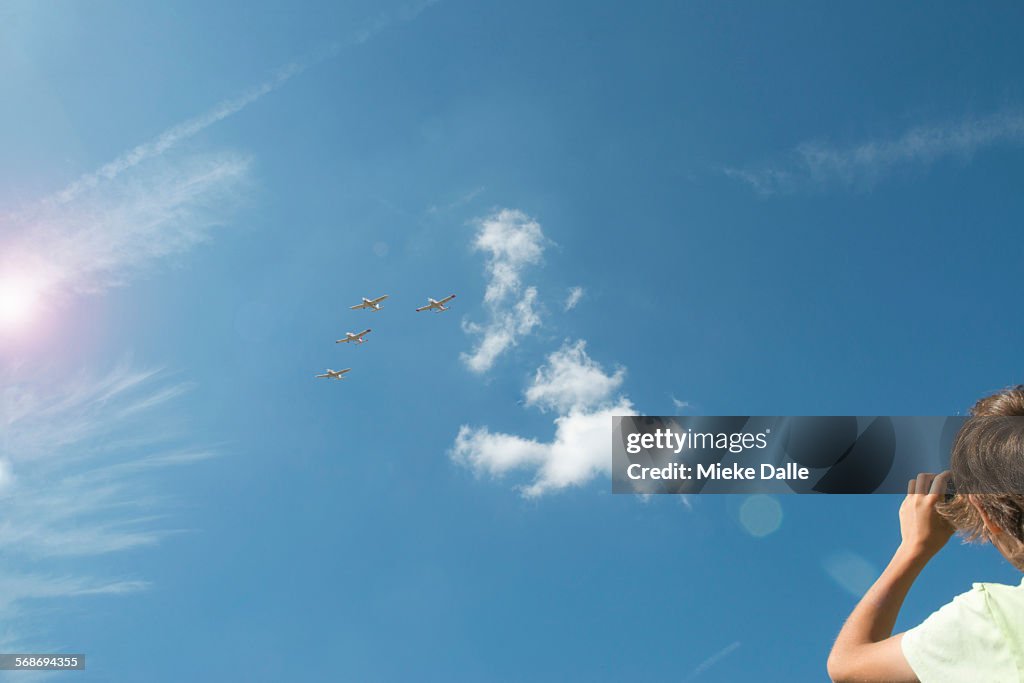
350, 295, 388, 312
336, 329, 372, 345
415, 294, 456, 313
315, 368, 351, 380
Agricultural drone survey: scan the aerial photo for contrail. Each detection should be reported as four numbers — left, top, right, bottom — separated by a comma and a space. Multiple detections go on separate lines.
684, 641, 741, 681
51, 61, 306, 206
51, 0, 441, 205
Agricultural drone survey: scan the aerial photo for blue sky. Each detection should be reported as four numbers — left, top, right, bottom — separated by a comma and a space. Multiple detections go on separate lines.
2, 1, 1024, 680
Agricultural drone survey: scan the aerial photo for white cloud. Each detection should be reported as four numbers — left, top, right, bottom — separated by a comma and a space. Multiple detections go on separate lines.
461, 286, 540, 374
455, 212, 636, 496
727, 109, 1024, 194
461, 209, 547, 373
474, 208, 546, 303
524, 340, 624, 413
452, 340, 632, 497
563, 286, 584, 311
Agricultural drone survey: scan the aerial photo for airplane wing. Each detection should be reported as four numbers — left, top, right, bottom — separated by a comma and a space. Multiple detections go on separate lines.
338, 368, 352, 375
369, 295, 389, 305
438, 294, 456, 304
350, 302, 367, 310
415, 304, 431, 312
335, 337, 350, 343
357, 329, 372, 338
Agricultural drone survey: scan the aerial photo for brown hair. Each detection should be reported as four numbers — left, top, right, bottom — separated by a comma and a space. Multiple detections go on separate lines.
938, 386, 1024, 553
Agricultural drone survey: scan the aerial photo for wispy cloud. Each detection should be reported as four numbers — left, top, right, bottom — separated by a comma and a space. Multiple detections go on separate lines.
726, 109, 1024, 194
0, 0, 441, 654
684, 641, 741, 681
3, 153, 252, 301
349, 0, 441, 45
0, 71, 286, 302
0, 574, 149, 617
43, 0, 439, 206
0, 56, 282, 638
1, 0, 443, 304
0, 362, 213, 623
563, 286, 584, 311
461, 209, 547, 373
670, 394, 690, 412
426, 186, 485, 215
50, 64, 304, 207
452, 340, 632, 497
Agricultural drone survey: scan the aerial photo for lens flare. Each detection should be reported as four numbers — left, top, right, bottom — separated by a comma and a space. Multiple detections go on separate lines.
738, 494, 783, 537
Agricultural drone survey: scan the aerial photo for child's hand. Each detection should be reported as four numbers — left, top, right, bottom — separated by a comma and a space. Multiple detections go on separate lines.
899, 471, 955, 559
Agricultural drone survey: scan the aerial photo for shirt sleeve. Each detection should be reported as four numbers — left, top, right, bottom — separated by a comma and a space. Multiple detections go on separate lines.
901, 585, 1017, 683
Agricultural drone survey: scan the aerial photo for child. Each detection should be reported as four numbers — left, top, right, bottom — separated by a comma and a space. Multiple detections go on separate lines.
827, 386, 1024, 683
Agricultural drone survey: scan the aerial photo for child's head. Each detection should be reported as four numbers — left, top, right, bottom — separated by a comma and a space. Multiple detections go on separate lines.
939, 386, 1024, 568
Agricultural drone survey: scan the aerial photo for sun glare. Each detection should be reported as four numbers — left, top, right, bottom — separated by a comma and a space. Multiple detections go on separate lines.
0, 277, 40, 330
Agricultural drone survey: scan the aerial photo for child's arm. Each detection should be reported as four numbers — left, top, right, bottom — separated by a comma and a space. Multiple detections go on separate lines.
826, 472, 955, 683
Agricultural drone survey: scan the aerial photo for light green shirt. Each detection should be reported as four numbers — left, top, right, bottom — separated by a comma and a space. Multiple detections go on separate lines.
902, 578, 1024, 683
